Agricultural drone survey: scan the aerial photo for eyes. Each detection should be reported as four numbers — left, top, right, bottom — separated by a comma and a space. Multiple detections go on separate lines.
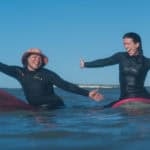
30, 55, 42, 61
123, 41, 134, 47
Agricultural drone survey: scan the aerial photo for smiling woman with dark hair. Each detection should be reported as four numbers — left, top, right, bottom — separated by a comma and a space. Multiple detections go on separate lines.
80, 32, 150, 107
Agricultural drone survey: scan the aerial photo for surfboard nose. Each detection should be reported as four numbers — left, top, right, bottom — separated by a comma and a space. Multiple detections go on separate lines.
0, 90, 33, 111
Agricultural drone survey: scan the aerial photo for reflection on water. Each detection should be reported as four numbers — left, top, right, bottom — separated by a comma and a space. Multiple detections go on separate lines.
0, 88, 150, 150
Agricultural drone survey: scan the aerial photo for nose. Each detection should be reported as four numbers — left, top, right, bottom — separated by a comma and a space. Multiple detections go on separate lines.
35, 56, 41, 61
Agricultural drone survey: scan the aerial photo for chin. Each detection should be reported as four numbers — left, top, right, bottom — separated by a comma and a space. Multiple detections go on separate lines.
35, 66, 41, 69
128, 53, 134, 56
129, 54, 134, 56
32, 66, 40, 70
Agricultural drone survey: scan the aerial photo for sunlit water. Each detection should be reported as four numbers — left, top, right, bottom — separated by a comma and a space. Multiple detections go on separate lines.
0, 88, 150, 150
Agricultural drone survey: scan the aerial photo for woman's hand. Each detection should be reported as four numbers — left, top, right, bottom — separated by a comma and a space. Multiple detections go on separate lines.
80, 58, 85, 68
89, 89, 103, 102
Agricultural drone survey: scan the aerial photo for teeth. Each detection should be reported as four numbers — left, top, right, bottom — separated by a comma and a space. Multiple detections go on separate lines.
127, 49, 131, 51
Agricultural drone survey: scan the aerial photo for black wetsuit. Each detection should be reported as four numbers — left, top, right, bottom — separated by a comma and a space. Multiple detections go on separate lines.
85, 52, 150, 106
0, 63, 89, 108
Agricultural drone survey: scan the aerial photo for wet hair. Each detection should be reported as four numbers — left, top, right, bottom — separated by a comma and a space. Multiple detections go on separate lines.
123, 32, 143, 55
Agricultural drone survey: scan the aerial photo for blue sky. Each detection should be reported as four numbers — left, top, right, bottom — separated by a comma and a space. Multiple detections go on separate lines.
0, 0, 150, 87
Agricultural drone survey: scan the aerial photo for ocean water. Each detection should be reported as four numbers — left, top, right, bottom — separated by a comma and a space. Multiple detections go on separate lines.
0, 88, 150, 150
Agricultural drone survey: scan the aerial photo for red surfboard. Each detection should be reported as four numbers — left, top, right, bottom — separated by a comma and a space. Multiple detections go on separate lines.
0, 89, 33, 111
112, 97, 150, 108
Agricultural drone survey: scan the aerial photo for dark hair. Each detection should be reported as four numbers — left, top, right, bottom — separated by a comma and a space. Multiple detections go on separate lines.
123, 32, 143, 55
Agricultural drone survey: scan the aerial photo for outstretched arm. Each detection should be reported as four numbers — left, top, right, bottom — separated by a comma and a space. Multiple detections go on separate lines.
0, 62, 21, 78
80, 52, 121, 68
47, 71, 103, 101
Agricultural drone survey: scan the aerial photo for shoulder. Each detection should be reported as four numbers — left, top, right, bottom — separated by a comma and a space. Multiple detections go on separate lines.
11, 66, 24, 72
142, 55, 150, 64
138, 55, 150, 69
10, 66, 25, 77
14, 66, 23, 70
39, 68, 59, 77
40, 68, 55, 74
111, 51, 126, 60
143, 55, 150, 60
114, 51, 126, 56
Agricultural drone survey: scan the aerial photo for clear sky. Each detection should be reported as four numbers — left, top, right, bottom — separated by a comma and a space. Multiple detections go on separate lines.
0, 0, 150, 88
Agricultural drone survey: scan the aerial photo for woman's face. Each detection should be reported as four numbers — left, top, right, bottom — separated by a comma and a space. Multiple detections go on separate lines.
123, 38, 140, 56
27, 54, 42, 71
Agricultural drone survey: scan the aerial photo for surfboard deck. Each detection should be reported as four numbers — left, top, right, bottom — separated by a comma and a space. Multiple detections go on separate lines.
112, 97, 150, 109
0, 90, 33, 111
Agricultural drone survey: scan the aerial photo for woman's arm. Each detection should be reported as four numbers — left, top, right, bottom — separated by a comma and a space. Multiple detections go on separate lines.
0, 62, 22, 78
81, 52, 122, 68
49, 71, 89, 96
47, 70, 103, 101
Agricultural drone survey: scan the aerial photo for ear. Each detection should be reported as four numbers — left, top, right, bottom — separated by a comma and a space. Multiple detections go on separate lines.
136, 42, 140, 48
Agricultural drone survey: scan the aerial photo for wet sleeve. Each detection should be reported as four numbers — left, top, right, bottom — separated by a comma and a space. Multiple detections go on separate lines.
84, 52, 121, 68
47, 71, 89, 97
145, 58, 150, 70
0, 62, 21, 78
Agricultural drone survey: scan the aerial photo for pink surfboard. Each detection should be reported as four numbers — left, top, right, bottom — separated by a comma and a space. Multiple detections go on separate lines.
0, 89, 33, 111
112, 97, 150, 108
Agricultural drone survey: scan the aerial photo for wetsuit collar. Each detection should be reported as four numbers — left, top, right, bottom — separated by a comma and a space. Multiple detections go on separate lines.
126, 52, 144, 64
24, 67, 41, 73
126, 52, 140, 58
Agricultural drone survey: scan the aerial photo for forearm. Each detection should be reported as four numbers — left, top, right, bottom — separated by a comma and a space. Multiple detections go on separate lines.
84, 53, 120, 68
84, 59, 109, 68
84, 58, 116, 68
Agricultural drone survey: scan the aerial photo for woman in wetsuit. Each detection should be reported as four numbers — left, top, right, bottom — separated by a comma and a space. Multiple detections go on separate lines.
80, 32, 150, 107
0, 48, 103, 109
